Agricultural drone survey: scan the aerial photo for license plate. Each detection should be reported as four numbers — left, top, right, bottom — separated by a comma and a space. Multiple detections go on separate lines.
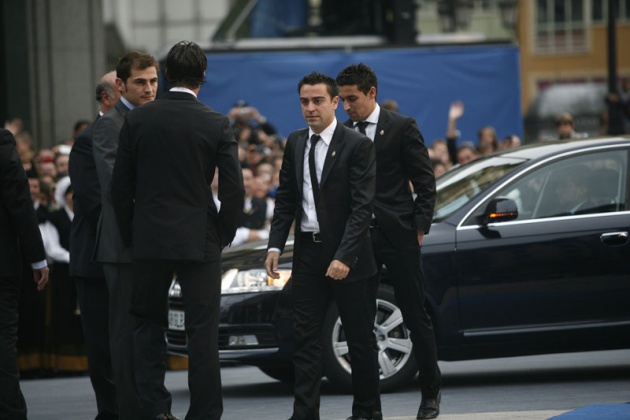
168, 310, 185, 331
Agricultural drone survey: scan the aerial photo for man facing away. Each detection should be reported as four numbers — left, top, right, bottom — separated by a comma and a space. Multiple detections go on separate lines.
92, 51, 159, 419
336, 63, 442, 420
111, 41, 244, 420
264, 72, 381, 420
0, 128, 49, 419
69, 70, 121, 419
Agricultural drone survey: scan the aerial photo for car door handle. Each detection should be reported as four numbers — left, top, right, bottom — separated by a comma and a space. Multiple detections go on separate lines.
600, 231, 629, 246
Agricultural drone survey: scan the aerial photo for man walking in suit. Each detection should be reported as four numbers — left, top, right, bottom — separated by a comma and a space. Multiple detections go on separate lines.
264, 72, 381, 420
0, 128, 49, 419
92, 51, 159, 419
111, 41, 244, 420
336, 63, 442, 419
69, 70, 121, 419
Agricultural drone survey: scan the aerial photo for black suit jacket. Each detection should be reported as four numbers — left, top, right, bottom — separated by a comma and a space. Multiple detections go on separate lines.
68, 116, 104, 278
268, 122, 377, 280
0, 129, 46, 277
345, 108, 436, 249
111, 91, 244, 261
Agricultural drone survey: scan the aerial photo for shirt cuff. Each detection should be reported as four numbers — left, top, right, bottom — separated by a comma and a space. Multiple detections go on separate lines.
31, 260, 48, 269
268, 247, 281, 254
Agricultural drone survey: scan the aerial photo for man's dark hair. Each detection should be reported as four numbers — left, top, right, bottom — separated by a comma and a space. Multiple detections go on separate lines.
297, 72, 338, 99
336, 63, 378, 96
116, 51, 160, 83
166, 41, 207, 88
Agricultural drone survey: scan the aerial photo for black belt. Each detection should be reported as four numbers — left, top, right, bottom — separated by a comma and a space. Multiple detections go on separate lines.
370, 218, 380, 229
301, 232, 322, 243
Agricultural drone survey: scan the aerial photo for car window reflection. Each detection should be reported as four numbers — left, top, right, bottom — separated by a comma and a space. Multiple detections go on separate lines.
466, 148, 628, 225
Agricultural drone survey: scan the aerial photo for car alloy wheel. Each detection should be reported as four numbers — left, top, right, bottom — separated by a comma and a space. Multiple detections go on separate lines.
322, 284, 418, 392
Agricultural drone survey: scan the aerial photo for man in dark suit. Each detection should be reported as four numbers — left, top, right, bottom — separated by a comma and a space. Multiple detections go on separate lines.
336, 63, 441, 420
0, 128, 49, 418
111, 41, 244, 420
69, 70, 121, 419
92, 52, 159, 419
264, 72, 380, 420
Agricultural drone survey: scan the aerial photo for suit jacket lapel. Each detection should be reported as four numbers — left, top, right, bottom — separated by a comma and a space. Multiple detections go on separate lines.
116, 99, 130, 119
294, 130, 307, 196
320, 123, 345, 189
374, 108, 391, 147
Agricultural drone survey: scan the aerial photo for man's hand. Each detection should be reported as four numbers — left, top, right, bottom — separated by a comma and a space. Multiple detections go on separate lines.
417, 231, 425, 246
326, 260, 350, 281
265, 251, 280, 279
33, 266, 49, 291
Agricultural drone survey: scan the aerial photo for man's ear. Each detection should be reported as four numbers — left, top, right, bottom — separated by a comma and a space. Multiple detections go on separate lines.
369, 86, 377, 100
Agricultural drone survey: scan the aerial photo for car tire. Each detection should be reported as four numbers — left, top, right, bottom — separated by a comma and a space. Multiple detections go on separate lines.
258, 366, 294, 383
322, 284, 418, 392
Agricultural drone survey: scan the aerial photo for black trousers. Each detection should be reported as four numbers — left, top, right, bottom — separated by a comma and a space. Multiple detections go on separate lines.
74, 276, 117, 420
0, 276, 27, 420
369, 228, 442, 397
131, 249, 222, 420
103, 263, 143, 420
291, 234, 380, 420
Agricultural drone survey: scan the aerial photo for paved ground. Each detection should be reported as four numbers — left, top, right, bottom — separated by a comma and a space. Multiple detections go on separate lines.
20, 349, 630, 419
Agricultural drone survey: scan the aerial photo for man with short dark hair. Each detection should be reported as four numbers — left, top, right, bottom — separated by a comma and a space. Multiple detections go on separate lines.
265, 71, 381, 420
336, 63, 441, 420
111, 41, 244, 420
92, 51, 159, 419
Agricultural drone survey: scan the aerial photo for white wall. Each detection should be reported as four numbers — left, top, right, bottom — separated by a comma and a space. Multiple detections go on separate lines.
102, 0, 230, 55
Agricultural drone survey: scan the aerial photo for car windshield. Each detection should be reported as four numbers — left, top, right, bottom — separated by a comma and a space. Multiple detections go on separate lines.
433, 156, 527, 222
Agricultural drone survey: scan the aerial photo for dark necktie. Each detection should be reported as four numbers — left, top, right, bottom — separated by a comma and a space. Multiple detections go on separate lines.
355, 121, 368, 135
308, 134, 321, 203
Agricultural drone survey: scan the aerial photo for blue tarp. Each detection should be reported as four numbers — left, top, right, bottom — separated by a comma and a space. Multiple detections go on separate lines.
197, 44, 522, 145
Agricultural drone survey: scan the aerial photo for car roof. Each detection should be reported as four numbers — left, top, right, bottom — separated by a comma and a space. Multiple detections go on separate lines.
497, 136, 630, 162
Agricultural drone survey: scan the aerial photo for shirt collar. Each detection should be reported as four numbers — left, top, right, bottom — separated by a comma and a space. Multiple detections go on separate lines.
120, 96, 135, 110
309, 118, 337, 146
354, 103, 380, 127
364, 103, 380, 125
170, 87, 197, 97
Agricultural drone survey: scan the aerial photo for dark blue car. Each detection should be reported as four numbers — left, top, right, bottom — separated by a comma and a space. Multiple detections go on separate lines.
167, 137, 630, 392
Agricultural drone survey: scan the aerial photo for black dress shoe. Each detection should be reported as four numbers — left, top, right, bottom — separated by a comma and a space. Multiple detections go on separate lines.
417, 390, 441, 419
346, 413, 382, 420
154, 414, 182, 420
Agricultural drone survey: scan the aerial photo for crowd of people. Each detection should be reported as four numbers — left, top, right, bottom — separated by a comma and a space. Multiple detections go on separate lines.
3, 40, 630, 418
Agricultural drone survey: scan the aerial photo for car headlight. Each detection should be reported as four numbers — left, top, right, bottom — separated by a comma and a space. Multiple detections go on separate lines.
221, 268, 291, 294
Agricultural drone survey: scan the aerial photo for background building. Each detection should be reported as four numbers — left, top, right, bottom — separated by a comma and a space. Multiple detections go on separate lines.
1, 0, 628, 148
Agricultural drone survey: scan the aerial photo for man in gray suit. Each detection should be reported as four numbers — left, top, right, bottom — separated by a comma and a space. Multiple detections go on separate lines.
92, 51, 159, 419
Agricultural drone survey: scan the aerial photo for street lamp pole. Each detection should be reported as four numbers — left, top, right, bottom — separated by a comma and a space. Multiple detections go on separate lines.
607, 0, 625, 135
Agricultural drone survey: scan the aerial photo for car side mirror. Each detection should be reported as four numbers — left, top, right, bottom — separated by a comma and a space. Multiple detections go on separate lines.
479, 197, 518, 226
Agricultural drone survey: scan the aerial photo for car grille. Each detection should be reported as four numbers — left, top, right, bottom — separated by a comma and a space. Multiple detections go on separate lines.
166, 330, 187, 348
218, 326, 278, 349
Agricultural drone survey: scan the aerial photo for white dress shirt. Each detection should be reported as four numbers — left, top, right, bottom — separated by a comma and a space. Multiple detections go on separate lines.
353, 104, 380, 141
300, 119, 337, 233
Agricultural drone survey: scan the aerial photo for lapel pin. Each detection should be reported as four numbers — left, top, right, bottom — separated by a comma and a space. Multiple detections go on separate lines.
332, 151, 336, 157
380, 130, 384, 135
